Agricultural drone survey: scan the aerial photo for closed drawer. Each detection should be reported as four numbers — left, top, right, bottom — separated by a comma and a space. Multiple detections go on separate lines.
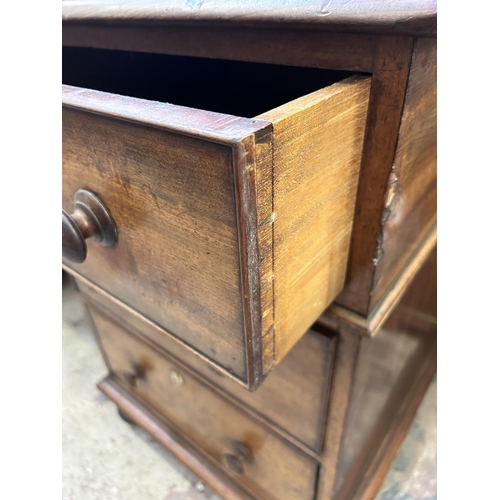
77, 274, 334, 452
62, 48, 370, 388
88, 304, 319, 500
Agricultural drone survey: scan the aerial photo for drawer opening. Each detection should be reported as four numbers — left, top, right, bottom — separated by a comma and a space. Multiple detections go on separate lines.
62, 47, 358, 118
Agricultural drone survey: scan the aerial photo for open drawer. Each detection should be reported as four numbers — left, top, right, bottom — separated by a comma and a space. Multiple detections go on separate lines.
62, 48, 370, 389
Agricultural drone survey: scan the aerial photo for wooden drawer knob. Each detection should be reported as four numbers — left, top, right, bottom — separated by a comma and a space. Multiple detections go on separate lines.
62, 189, 117, 263
222, 442, 253, 476
120, 363, 146, 387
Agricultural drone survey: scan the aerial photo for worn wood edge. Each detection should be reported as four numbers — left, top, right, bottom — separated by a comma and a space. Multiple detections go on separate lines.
334, 342, 437, 500
232, 137, 268, 389
62, 85, 274, 390
86, 292, 319, 460
98, 376, 258, 500
257, 74, 370, 123
316, 332, 362, 500
63, 266, 254, 389
62, 2, 437, 37
319, 225, 436, 337
254, 132, 275, 378
335, 36, 414, 316
62, 25, 376, 73
62, 84, 272, 146
315, 333, 338, 457
367, 37, 437, 311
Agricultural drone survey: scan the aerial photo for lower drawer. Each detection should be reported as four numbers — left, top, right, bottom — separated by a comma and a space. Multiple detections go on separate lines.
88, 304, 319, 500
76, 276, 334, 452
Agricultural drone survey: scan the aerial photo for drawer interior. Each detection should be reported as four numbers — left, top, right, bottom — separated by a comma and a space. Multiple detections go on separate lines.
62, 47, 355, 117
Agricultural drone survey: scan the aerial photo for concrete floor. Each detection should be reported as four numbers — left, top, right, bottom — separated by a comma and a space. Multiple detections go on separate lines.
62, 274, 436, 500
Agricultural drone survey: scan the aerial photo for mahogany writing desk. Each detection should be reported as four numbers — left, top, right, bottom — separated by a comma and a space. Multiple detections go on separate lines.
62, 3, 437, 498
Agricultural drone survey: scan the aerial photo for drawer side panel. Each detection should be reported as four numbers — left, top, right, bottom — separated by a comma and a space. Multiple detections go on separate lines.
259, 76, 371, 362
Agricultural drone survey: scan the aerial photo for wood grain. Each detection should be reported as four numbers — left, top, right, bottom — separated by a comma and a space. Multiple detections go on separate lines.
63, 74, 369, 386
63, 87, 270, 382
91, 306, 319, 500
316, 330, 361, 500
335, 36, 414, 317
63, 25, 376, 73
259, 76, 370, 362
75, 275, 334, 454
318, 226, 436, 337
71, 272, 252, 387
188, 326, 335, 455
98, 377, 256, 500
332, 247, 437, 499
62, 0, 437, 37
368, 37, 437, 310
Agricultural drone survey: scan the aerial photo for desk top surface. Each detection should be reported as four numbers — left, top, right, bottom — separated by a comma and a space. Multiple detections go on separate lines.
62, 0, 437, 37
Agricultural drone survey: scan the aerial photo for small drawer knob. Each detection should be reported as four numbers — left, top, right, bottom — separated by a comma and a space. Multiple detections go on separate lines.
120, 363, 146, 387
62, 189, 117, 263
222, 442, 253, 476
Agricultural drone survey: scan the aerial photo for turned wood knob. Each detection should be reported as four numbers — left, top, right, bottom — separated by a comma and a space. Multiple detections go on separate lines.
62, 189, 117, 263
222, 442, 253, 476
120, 363, 146, 388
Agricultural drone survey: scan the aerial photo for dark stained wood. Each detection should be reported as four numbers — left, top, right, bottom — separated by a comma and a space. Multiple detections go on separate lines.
63, 85, 270, 383
62, 11, 438, 499
368, 37, 437, 310
99, 377, 256, 500
319, 227, 436, 337
70, 271, 250, 386
62, 25, 376, 73
62, 189, 118, 263
62, 0, 437, 37
316, 330, 361, 500
332, 247, 437, 500
91, 306, 319, 500
335, 342, 436, 500
75, 273, 334, 454
335, 36, 414, 317
187, 325, 335, 455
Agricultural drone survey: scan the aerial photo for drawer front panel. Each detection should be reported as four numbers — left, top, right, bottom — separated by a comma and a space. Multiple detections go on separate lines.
77, 274, 333, 452
89, 304, 319, 500
63, 92, 272, 382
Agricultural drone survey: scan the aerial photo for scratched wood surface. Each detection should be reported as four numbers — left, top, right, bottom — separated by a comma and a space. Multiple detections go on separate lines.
63, 85, 271, 383
75, 276, 333, 454
90, 304, 319, 500
328, 248, 437, 500
318, 228, 436, 338
63, 12, 437, 328
62, 0, 437, 37
368, 38, 437, 310
334, 36, 414, 317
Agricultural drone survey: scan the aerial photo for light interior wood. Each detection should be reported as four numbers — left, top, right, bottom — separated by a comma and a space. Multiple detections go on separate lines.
259, 76, 370, 362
